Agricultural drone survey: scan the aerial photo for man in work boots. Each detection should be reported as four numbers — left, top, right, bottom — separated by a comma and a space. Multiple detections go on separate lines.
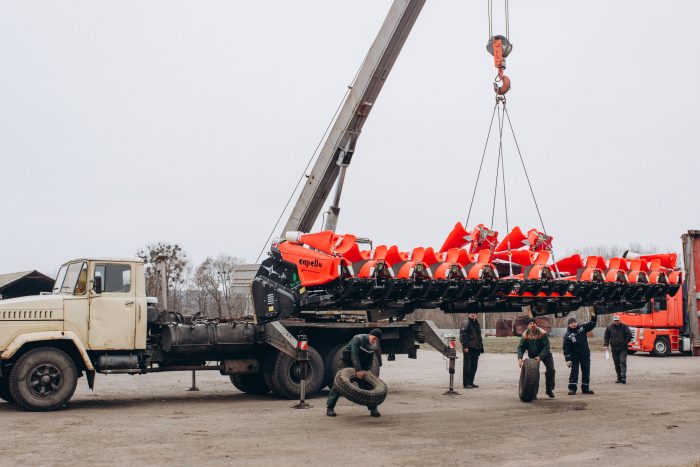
604, 315, 633, 384
563, 312, 598, 395
326, 329, 383, 418
516, 319, 555, 398
460, 313, 484, 388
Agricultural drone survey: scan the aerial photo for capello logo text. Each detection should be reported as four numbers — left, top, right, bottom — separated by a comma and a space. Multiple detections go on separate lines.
299, 258, 323, 269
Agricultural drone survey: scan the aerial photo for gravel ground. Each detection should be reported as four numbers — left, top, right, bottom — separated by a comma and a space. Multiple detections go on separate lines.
1, 350, 699, 466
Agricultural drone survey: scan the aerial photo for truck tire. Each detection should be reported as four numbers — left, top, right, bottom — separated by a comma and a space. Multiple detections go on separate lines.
262, 352, 286, 398
229, 372, 270, 395
651, 337, 671, 357
9, 347, 78, 411
270, 347, 324, 399
326, 344, 380, 388
0, 376, 14, 403
333, 367, 387, 407
627, 350, 637, 355
518, 358, 540, 403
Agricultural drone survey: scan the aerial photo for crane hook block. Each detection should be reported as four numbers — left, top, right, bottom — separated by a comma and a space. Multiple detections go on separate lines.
487, 35, 512, 95
486, 35, 513, 60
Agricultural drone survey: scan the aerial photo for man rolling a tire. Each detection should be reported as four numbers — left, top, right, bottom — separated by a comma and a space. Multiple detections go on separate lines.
517, 319, 555, 399
326, 329, 383, 418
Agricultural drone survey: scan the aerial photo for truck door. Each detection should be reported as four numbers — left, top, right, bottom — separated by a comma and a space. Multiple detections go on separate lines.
88, 263, 136, 350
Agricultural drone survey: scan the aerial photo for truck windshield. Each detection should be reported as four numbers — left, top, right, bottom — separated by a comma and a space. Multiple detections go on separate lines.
53, 262, 87, 295
626, 303, 652, 314
52, 266, 68, 294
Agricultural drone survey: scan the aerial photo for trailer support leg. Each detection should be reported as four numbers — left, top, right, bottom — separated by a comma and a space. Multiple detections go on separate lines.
415, 321, 461, 396
293, 333, 312, 409
443, 336, 460, 396
188, 370, 199, 392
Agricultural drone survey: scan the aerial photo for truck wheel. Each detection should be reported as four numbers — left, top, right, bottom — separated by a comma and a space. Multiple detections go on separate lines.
229, 372, 270, 395
651, 337, 671, 357
518, 358, 540, 403
0, 376, 14, 403
627, 350, 637, 355
270, 347, 324, 399
333, 367, 387, 407
323, 344, 344, 389
9, 347, 78, 411
327, 344, 380, 389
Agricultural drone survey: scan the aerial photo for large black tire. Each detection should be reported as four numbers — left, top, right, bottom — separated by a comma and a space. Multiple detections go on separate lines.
0, 376, 14, 403
651, 337, 671, 357
270, 347, 324, 399
9, 347, 78, 411
333, 367, 387, 407
230, 372, 270, 395
627, 350, 637, 355
262, 352, 286, 398
518, 358, 540, 403
326, 344, 380, 389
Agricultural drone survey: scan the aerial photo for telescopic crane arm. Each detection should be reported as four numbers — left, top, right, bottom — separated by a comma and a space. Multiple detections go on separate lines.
282, 0, 425, 235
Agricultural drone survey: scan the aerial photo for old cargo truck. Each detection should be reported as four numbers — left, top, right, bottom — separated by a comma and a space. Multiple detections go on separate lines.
0, 257, 450, 411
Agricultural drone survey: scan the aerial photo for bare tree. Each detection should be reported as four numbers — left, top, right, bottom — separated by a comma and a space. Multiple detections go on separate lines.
568, 242, 661, 260
136, 243, 188, 313
192, 255, 245, 318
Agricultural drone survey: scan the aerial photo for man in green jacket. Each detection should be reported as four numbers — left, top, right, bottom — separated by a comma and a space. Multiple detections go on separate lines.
327, 329, 383, 417
517, 319, 555, 398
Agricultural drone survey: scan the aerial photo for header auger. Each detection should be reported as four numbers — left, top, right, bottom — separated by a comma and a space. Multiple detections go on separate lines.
251, 224, 682, 324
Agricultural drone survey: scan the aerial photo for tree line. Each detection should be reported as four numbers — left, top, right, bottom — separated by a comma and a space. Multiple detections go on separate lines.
136, 242, 247, 318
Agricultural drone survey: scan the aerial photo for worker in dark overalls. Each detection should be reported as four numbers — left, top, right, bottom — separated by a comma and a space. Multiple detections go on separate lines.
326, 329, 383, 417
563, 313, 598, 395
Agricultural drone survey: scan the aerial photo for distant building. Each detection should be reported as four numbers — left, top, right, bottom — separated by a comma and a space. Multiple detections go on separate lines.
0, 271, 54, 300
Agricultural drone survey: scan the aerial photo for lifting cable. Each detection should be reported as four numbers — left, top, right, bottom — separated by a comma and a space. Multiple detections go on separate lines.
465, 0, 560, 276
255, 45, 375, 264
254, 87, 350, 263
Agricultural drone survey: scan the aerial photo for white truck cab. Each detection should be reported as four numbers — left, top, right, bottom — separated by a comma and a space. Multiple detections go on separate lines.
0, 258, 147, 410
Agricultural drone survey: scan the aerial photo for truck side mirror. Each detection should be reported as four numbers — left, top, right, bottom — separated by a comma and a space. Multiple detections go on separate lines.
93, 276, 103, 294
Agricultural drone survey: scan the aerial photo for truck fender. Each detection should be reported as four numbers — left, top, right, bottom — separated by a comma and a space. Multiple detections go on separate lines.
0, 331, 95, 371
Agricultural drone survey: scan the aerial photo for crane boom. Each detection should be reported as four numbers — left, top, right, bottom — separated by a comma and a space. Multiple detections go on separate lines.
282, 0, 425, 234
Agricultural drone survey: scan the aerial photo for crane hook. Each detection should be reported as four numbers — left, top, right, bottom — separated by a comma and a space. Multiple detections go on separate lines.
487, 35, 512, 96
493, 69, 511, 96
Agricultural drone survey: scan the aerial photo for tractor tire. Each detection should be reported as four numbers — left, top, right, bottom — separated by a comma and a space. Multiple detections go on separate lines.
518, 358, 540, 403
9, 347, 78, 411
229, 372, 270, 395
333, 367, 387, 407
270, 347, 324, 399
0, 376, 14, 403
326, 344, 380, 389
651, 337, 671, 357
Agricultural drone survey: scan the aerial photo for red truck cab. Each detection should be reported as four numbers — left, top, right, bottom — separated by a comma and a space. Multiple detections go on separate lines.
618, 292, 688, 356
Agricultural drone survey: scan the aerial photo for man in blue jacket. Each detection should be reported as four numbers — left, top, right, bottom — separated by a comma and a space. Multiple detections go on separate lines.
563, 312, 597, 395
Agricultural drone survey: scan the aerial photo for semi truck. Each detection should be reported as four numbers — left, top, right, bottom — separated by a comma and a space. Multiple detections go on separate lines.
619, 231, 700, 356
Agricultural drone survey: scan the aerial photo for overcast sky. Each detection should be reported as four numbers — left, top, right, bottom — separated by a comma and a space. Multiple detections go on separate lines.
1, 1, 698, 276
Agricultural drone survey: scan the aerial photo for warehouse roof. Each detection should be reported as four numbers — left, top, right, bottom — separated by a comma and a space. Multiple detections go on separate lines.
0, 270, 54, 291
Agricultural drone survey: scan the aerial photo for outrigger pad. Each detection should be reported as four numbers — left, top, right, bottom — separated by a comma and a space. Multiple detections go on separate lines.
252, 223, 683, 321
